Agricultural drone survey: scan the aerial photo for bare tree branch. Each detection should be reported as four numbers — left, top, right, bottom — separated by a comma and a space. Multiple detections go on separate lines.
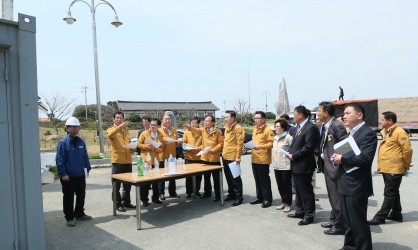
41, 92, 77, 135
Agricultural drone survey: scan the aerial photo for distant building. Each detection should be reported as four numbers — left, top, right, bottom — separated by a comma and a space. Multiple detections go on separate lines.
116, 100, 220, 118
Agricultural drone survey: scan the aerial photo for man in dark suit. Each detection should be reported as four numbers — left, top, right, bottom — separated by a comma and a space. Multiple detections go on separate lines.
332, 103, 377, 250
317, 101, 347, 235
287, 106, 320, 226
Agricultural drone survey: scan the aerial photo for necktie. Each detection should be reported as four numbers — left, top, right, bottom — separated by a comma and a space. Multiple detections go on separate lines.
320, 125, 326, 152
294, 125, 301, 137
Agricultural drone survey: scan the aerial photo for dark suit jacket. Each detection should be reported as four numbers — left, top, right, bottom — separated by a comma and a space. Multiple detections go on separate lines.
319, 119, 347, 179
289, 121, 320, 174
337, 124, 377, 197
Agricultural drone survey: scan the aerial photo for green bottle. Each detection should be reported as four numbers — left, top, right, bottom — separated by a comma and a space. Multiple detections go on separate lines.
137, 157, 143, 176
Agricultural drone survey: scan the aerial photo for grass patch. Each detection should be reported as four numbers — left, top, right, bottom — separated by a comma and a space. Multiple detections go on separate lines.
48, 166, 60, 179
88, 154, 102, 159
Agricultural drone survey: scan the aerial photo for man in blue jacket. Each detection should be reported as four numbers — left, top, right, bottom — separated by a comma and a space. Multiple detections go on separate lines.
56, 117, 92, 227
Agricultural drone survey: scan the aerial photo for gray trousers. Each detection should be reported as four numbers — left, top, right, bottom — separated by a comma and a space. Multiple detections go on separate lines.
324, 168, 344, 230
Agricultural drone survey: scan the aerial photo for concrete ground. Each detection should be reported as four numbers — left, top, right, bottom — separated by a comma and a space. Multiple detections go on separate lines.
42, 141, 418, 250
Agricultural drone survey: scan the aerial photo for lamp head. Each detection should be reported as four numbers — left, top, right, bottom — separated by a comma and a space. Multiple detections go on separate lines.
63, 12, 76, 25
111, 16, 123, 28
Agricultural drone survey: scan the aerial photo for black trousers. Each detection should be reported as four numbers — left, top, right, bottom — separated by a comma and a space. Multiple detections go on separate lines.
293, 172, 315, 219
60, 175, 86, 221
324, 169, 344, 230
339, 95, 344, 101
111, 163, 132, 205
201, 161, 221, 198
140, 184, 159, 202
340, 194, 372, 250
185, 159, 202, 195
274, 169, 292, 206
223, 159, 243, 201
158, 161, 176, 195
374, 173, 403, 220
251, 163, 272, 202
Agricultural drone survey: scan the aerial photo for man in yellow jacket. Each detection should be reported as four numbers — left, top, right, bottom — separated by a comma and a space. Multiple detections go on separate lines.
158, 114, 180, 200
222, 110, 245, 206
247, 111, 274, 208
183, 116, 203, 198
137, 118, 164, 205
107, 111, 136, 212
184, 115, 224, 201
368, 111, 413, 225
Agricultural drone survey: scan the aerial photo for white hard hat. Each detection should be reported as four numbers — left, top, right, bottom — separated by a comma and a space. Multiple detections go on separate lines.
65, 117, 81, 126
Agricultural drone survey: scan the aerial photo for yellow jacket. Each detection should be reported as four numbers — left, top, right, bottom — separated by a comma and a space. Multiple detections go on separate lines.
222, 122, 245, 161
182, 130, 202, 161
158, 126, 179, 161
107, 124, 132, 164
188, 126, 224, 163
378, 123, 413, 174
137, 129, 164, 162
251, 124, 274, 164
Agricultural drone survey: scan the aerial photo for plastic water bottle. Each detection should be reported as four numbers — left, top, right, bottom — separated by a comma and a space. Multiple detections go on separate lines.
154, 158, 160, 175
137, 157, 143, 176
143, 164, 149, 178
168, 154, 175, 173
146, 153, 152, 169
164, 159, 168, 174
177, 158, 183, 172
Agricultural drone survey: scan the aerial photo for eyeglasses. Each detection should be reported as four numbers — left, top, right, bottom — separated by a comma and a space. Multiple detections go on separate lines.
274, 126, 281, 128
150, 124, 158, 126
254, 117, 262, 120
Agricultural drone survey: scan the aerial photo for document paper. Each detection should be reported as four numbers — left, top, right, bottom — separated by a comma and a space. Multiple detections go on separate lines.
124, 141, 138, 149
196, 147, 211, 156
228, 162, 242, 178
145, 138, 162, 148
279, 149, 290, 157
244, 140, 256, 149
333, 136, 361, 173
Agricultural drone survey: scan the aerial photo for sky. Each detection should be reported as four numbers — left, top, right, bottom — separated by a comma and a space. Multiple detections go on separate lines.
13, 0, 418, 118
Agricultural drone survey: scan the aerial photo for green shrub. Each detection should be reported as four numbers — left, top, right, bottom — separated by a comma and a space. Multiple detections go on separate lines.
48, 166, 59, 179
44, 130, 52, 136
89, 154, 102, 159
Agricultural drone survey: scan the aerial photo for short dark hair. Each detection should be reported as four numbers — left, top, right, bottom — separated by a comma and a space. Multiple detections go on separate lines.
345, 103, 366, 120
275, 119, 289, 130
113, 111, 124, 118
205, 115, 215, 123
142, 116, 151, 122
225, 110, 236, 119
280, 114, 290, 120
382, 111, 397, 123
151, 118, 161, 126
294, 106, 308, 117
255, 111, 266, 119
336, 114, 343, 119
191, 116, 201, 123
318, 101, 336, 116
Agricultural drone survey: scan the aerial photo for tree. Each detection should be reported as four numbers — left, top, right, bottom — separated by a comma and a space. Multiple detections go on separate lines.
234, 99, 251, 124
266, 111, 276, 119
41, 92, 77, 135
107, 101, 118, 111
125, 113, 141, 122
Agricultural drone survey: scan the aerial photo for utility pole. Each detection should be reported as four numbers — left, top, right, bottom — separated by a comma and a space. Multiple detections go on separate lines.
81, 83, 90, 119
222, 100, 227, 113
248, 58, 251, 111
262, 91, 271, 112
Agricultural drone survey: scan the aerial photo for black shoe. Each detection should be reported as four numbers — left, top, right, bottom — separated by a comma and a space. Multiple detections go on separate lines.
142, 201, 149, 207
200, 193, 211, 199
117, 206, 126, 212
324, 228, 345, 235
195, 192, 202, 197
368, 218, 385, 225
231, 199, 243, 206
287, 213, 304, 219
387, 212, 403, 222
316, 168, 322, 173
122, 203, 136, 209
152, 199, 162, 204
224, 196, 234, 201
249, 199, 263, 205
261, 201, 271, 208
213, 197, 220, 202
298, 218, 314, 226
159, 194, 166, 200
169, 192, 180, 198
321, 222, 332, 228
185, 194, 192, 198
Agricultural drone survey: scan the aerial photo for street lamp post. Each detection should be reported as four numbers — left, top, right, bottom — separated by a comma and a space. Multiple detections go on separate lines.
262, 91, 271, 112
63, 0, 122, 158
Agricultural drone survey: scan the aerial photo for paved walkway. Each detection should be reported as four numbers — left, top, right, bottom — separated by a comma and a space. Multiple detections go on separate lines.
42, 141, 418, 250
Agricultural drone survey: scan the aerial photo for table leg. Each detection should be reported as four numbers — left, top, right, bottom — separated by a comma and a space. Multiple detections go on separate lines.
136, 186, 141, 230
113, 180, 116, 216
192, 176, 197, 199
219, 170, 224, 206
